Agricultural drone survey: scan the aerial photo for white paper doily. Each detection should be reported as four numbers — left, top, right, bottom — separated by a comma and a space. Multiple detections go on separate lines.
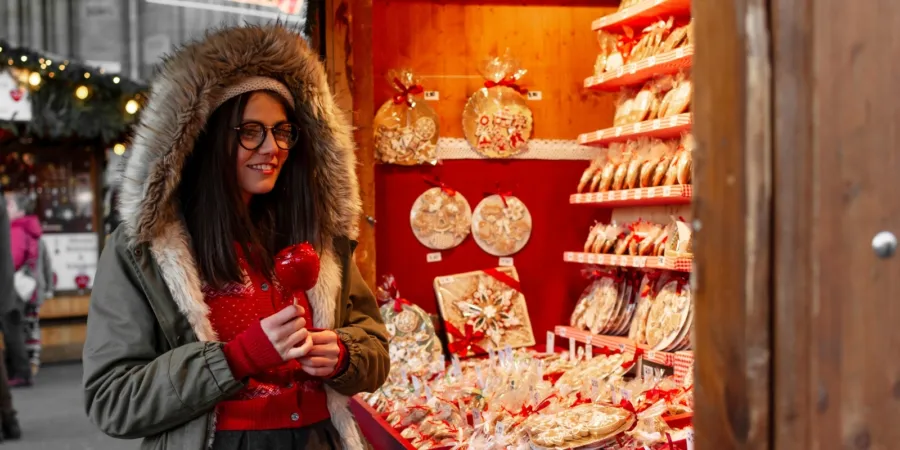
436, 137, 600, 160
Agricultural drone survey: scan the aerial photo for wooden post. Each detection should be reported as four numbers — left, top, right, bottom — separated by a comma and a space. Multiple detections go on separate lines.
692, 0, 773, 449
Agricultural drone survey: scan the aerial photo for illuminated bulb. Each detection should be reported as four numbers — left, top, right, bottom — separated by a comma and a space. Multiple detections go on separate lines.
113, 144, 126, 155
39, 58, 44, 64
75, 85, 90, 100
84, 72, 91, 79
112, 76, 120, 84
27, 72, 41, 87
45, 59, 51, 65
125, 99, 140, 115
59, 64, 65, 70
19, 55, 26, 62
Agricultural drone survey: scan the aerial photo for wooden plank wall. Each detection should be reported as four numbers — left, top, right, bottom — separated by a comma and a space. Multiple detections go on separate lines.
772, 0, 900, 448
692, 0, 772, 449
372, 0, 617, 140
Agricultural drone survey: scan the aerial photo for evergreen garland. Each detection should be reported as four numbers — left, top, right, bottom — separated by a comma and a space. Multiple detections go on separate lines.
0, 41, 147, 145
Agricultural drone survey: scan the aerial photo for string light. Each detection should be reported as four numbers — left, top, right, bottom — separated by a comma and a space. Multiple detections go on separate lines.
58, 64, 65, 70
125, 99, 140, 115
84, 72, 91, 79
112, 76, 120, 84
27, 72, 41, 87
19, 55, 26, 62
75, 85, 89, 100
113, 144, 126, 155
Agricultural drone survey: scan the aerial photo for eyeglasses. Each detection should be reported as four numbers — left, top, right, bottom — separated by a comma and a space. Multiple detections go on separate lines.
233, 121, 300, 151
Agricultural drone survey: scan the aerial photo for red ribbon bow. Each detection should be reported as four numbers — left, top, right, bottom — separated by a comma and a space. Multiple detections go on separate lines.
445, 322, 486, 357
392, 78, 424, 106
517, 394, 556, 418
392, 297, 414, 313
423, 176, 456, 196
484, 77, 528, 95
622, 347, 643, 370
571, 392, 593, 407
641, 271, 665, 298
643, 387, 683, 405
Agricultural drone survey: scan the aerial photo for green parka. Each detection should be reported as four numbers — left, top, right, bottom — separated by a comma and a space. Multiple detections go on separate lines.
82, 24, 390, 450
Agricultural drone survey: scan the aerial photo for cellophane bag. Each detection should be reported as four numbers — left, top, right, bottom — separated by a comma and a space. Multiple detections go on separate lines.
462, 49, 533, 158
374, 69, 440, 165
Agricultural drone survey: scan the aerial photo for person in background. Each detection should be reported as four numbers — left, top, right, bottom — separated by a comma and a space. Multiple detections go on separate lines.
28, 226, 53, 376
5, 190, 46, 386
0, 195, 22, 440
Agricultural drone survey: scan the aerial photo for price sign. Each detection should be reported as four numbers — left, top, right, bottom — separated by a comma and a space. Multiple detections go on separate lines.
686, 429, 695, 450
676, 47, 685, 58
499, 257, 514, 267
527, 91, 543, 101
635, 257, 647, 268
609, 255, 619, 266
616, 67, 624, 77
473, 409, 483, 428
424, 91, 440, 101
546, 331, 555, 355
588, 254, 598, 264
628, 63, 637, 74
426, 252, 442, 262
585, 335, 593, 360
663, 186, 672, 196
640, 357, 675, 380
635, 189, 642, 200
669, 116, 679, 126
652, 119, 661, 129
559, 327, 567, 338
576, 253, 586, 263
647, 56, 656, 66
590, 378, 600, 399
609, 191, 618, 200
657, 255, 667, 266
438, 276, 454, 285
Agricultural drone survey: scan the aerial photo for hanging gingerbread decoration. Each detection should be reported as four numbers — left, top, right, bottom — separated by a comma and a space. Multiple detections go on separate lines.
374, 69, 440, 165
462, 50, 534, 158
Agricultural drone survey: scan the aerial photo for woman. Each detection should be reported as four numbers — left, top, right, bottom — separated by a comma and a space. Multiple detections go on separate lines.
5, 190, 52, 381
82, 24, 390, 450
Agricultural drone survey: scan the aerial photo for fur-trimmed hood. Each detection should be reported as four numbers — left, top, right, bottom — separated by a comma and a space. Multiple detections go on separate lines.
119, 23, 361, 246
116, 25, 366, 450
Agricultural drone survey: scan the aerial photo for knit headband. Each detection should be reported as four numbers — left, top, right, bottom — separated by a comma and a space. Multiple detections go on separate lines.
212, 76, 296, 110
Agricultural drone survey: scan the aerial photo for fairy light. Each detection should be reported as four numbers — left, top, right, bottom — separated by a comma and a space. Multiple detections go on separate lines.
27, 72, 41, 87
113, 144, 126, 155
112, 76, 120, 84
125, 99, 140, 114
75, 85, 89, 100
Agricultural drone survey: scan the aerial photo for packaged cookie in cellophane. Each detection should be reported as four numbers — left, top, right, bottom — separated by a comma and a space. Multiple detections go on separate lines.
374, 69, 439, 165
471, 193, 533, 256
463, 50, 533, 158
375, 275, 444, 380
644, 274, 692, 352
409, 179, 472, 250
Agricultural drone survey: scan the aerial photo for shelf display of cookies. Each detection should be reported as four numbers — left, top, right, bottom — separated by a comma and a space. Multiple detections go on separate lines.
594, 16, 693, 79
569, 268, 694, 353
576, 133, 694, 195
582, 217, 692, 260
612, 73, 692, 127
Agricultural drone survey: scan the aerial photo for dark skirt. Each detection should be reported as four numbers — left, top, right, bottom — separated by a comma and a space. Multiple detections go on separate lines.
212, 420, 342, 450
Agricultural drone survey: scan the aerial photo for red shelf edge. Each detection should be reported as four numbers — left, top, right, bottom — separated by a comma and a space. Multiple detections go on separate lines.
591, 0, 693, 31
578, 113, 693, 146
585, 45, 694, 91
570, 185, 693, 207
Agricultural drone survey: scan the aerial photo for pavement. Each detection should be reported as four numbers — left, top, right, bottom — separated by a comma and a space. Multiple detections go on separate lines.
4, 362, 137, 450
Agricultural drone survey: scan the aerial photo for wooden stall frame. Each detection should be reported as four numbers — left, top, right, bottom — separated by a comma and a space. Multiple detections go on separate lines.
693, 0, 772, 449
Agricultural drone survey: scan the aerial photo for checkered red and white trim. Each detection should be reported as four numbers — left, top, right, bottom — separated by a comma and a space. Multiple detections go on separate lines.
673, 351, 694, 386
570, 185, 693, 207
564, 252, 693, 273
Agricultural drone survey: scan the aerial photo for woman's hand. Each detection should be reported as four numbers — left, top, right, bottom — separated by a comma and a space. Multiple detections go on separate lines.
298, 330, 342, 377
260, 305, 314, 361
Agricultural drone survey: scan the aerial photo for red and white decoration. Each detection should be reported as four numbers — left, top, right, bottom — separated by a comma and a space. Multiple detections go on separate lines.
0, 70, 32, 122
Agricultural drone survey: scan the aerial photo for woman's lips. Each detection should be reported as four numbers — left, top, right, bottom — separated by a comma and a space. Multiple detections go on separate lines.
248, 163, 276, 175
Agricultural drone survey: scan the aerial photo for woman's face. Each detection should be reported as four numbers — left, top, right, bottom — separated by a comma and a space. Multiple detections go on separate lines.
235, 92, 290, 203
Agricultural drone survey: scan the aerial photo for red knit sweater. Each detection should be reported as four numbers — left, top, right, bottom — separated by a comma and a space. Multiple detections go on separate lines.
205, 253, 348, 431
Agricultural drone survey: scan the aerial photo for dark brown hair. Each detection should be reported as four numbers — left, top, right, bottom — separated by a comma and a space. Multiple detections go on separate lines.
178, 91, 319, 289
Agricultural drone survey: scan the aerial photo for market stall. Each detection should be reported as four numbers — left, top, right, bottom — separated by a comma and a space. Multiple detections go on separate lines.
0, 41, 146, 361
327, 0, 700, 448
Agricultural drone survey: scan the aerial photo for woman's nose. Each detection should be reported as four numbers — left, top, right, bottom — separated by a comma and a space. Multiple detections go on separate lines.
257, 130, 278, 155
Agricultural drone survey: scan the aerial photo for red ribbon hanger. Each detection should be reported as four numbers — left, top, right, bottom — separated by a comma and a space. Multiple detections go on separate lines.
483, 76, 528, 95
392, 297, 414, 313
392, 77, 424, 106
423, 175, 457, 196
483, 187, 515, 208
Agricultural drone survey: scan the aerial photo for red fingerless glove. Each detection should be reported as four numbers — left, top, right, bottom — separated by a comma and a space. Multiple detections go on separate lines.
223, 321, 284, 380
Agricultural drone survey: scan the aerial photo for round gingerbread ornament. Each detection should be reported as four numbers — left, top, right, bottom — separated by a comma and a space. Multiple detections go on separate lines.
409, 184, 472, 250
472, 193, 533, 256
374, 69, 440, 165
462, 50, 533, 158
